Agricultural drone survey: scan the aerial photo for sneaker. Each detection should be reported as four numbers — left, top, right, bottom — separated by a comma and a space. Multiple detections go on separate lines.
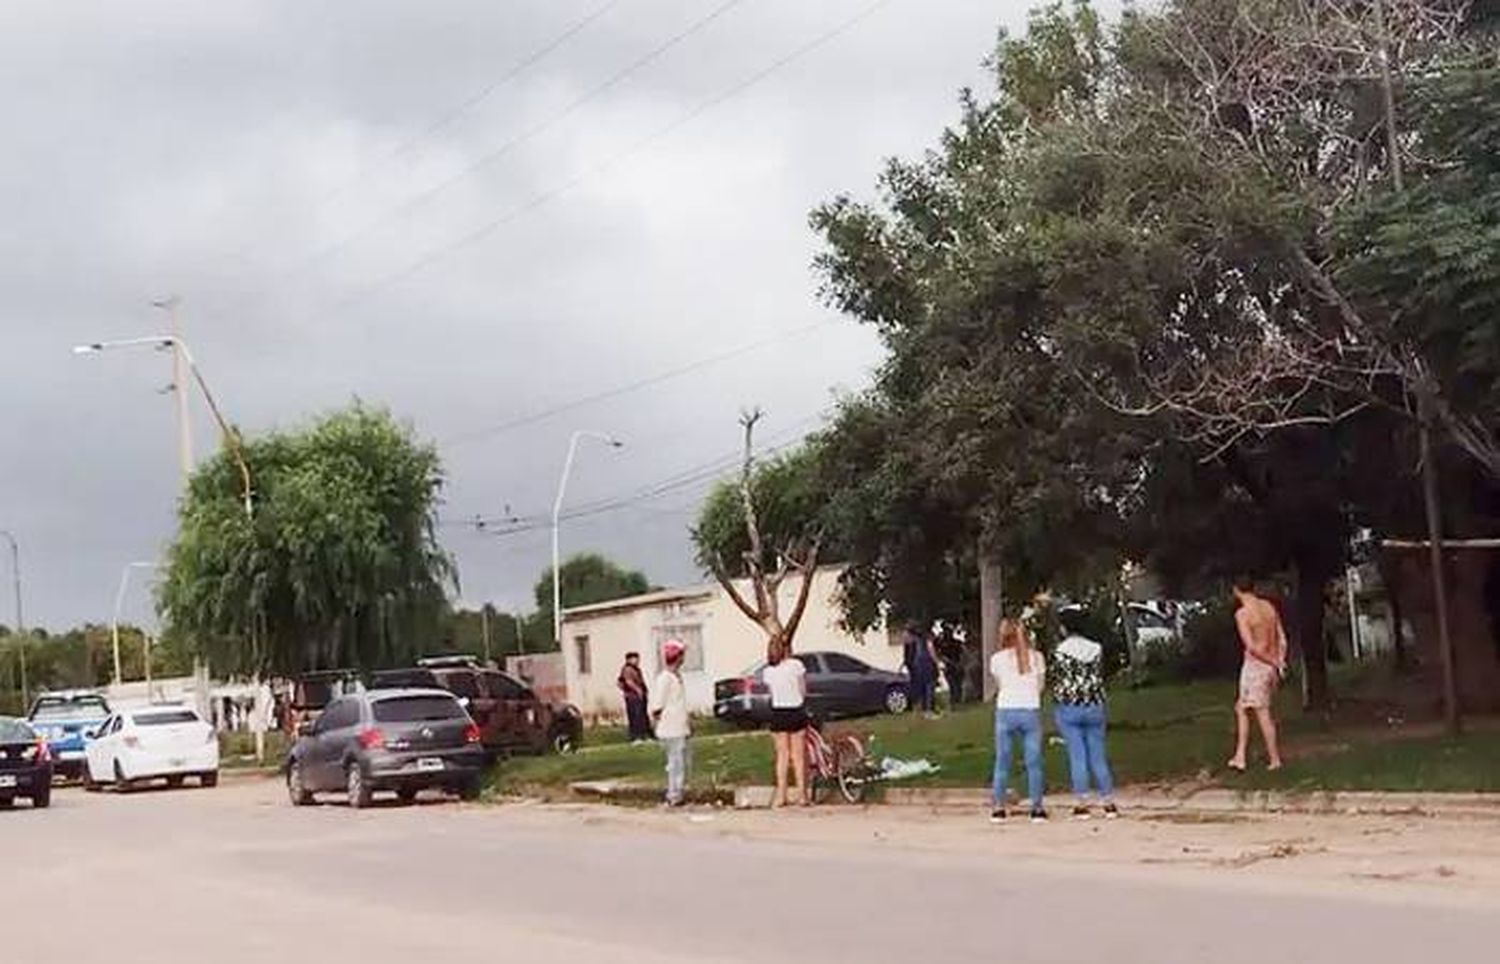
1029, 807, 1049, 823
989, 808, 1007, 824
1071, 805, 1092, 821
1103, 803, 1120, 820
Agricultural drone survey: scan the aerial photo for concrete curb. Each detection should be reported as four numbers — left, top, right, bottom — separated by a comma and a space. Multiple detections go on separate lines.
568, 778, 1500, 819
871, 786, 1500, 819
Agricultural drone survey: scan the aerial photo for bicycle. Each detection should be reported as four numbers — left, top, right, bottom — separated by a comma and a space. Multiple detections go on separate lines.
805, 718, 874, 804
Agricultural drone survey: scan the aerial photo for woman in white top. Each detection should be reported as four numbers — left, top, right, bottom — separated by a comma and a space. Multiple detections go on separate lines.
990, 618, 1048, 823
761, 638, 809, 807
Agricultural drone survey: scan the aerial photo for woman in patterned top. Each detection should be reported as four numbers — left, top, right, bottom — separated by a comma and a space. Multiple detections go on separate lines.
1051, 608, 1118, 820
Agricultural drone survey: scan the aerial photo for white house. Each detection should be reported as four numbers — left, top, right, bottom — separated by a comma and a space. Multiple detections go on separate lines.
559, 566, 900, 720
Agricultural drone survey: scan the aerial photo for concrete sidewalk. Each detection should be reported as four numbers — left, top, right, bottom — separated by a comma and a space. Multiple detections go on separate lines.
569, 778, 1500, 819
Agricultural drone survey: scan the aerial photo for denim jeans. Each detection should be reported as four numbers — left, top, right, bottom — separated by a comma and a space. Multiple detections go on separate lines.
662, 736, 690, 804
1053, 703, 1114, 800
993, 708, 1044, 808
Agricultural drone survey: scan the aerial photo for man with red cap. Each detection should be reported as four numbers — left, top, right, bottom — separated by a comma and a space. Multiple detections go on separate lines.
649, 638, 691, 806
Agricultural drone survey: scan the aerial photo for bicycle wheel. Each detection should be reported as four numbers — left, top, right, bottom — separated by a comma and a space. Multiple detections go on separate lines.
834, 735, 870, 804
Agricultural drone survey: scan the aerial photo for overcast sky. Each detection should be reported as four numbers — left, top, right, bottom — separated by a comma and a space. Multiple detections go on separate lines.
0, 0, 1039, 631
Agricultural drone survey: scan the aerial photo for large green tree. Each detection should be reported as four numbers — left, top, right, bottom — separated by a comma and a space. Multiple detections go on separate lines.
160, 404, 454, 677
533, 553, 651, 646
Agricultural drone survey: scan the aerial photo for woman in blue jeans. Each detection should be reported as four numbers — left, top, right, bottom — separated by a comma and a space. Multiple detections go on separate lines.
1050, 609, 1118, 819
989, 618, 1048, 823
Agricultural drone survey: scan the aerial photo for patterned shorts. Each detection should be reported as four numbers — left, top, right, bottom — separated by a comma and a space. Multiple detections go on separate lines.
1238, 660, 1279, 709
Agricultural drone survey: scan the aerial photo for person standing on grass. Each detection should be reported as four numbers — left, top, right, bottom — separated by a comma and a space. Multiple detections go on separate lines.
903, 622, 939, 716
1051, 609, 1119, 820
990, 618, 1048, 823
649, 639, 691, 806
617, 652, 651, 744
1228, 577, 1288, 772
763, 638, 810, 807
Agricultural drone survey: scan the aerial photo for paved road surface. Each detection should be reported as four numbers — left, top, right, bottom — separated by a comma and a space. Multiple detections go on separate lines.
5, 779, 1495, 963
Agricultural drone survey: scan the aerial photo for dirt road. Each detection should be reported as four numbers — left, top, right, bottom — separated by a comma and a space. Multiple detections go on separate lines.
6, 777, 1497, 963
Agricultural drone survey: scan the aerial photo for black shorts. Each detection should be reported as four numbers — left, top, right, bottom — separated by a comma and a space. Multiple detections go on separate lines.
769, 707, 809, 733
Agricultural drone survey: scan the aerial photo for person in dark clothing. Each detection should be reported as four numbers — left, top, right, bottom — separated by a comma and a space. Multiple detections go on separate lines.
937, 628, 966, 706
618, 652, 651, 743
902, 623, 939, 715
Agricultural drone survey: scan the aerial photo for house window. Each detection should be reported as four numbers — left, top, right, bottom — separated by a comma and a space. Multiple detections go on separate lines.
652, 624, 704, 673
574, 635, 592, 675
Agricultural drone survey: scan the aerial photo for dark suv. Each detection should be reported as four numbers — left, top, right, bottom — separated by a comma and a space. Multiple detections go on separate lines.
283, 688, 488, 808
369, 657, 582, 757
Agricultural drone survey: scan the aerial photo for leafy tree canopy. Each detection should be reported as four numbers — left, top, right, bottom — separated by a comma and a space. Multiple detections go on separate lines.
160, 404, 454, 677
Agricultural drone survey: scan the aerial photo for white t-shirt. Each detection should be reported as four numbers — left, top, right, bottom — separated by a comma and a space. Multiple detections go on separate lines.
990, 649, 1046, 709
762, 658, 807, 709
649, 670, 690, 739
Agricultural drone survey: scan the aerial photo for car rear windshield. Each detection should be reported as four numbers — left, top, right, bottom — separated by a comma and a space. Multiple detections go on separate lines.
31, 697, 109, 721
133, 710, 201, 726
372, 695, 464, 723
0, 719, 36, 742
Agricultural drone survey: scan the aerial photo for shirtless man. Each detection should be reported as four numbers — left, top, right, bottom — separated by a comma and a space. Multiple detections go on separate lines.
1228, 577, 1288, 771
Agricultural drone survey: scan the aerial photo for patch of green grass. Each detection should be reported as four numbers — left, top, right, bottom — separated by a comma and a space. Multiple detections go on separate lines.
1235, 731, 1500, 793
490, 677, 1499, 798
218, 729, 289, 769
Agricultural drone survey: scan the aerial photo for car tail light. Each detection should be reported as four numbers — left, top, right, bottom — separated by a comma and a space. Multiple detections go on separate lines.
464, 722, 481, 744
357, 727, 385, 750
23, 739, 50, 763
738, 677, 756, 696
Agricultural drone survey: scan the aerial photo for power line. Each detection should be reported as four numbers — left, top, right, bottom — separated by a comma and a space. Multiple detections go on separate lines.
451, 416, 820, 537
216, 1, 625, 272
275, 0, 749, 287
441, 320, 836, 447
327, 0, 897, 313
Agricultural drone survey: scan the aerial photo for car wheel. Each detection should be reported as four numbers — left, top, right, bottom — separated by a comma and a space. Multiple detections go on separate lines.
200, 771, 219, 789
457, 777, 483, 802
345, 762, 372, 809
167, 775, 185, 789
113, 760, 134, 793
0, 796, 13, 809
286, 761, 314, 807
550, 727, 578, 755
83, 769, 102, 793
396, 788, 418, 805
884, 686, 911, 715
31, 785, 51, 809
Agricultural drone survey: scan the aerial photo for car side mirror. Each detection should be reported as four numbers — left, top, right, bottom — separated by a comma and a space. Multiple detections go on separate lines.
296, 721, 315, 738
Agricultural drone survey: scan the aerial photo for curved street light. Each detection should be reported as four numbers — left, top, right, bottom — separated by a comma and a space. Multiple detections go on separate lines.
551, 430, 624, 647
73, 335, 254, 518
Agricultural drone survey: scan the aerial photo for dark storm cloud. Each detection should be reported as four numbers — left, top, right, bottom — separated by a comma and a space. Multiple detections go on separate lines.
0, 0, 1031, 626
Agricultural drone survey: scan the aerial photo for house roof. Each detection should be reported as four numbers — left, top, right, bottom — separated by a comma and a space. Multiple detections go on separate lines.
560, 583, 716, 621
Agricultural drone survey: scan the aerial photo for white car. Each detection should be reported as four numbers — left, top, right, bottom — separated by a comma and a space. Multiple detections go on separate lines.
84, 704, 219, 791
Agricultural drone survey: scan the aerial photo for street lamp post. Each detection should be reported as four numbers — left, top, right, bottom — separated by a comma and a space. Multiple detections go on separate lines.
551, 430, 623, 648
112, 561, 161, 692
0, 530, 26, 708
73, 334, 254, 518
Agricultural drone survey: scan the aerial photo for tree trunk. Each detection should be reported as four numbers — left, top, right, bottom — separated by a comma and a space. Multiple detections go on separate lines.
979, 547, 1003, 703
1295, 558, 1333, 714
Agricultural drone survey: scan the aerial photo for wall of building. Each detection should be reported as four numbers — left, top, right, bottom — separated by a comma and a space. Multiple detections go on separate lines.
560, 567, 899, 720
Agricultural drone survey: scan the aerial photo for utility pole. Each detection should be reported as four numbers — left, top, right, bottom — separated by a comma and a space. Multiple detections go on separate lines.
154, 296, 194, 481
1, 530, 26, 709
480, 605, 492, 663
1372, 0, 1458, 733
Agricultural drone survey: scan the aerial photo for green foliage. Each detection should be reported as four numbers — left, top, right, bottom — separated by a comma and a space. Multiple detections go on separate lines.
160, 404, 454, 677
532, 553, 651, 646
691, 446, 827, 578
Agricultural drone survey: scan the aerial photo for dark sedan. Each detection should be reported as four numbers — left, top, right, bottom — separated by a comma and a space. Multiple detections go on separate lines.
283, 688, 489, 809
0, 717, 53, 809
713, 651, 910, 726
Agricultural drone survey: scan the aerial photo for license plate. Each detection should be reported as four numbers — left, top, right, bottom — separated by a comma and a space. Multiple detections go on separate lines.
416, 757, 444, 772
0, 775, 16, 788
